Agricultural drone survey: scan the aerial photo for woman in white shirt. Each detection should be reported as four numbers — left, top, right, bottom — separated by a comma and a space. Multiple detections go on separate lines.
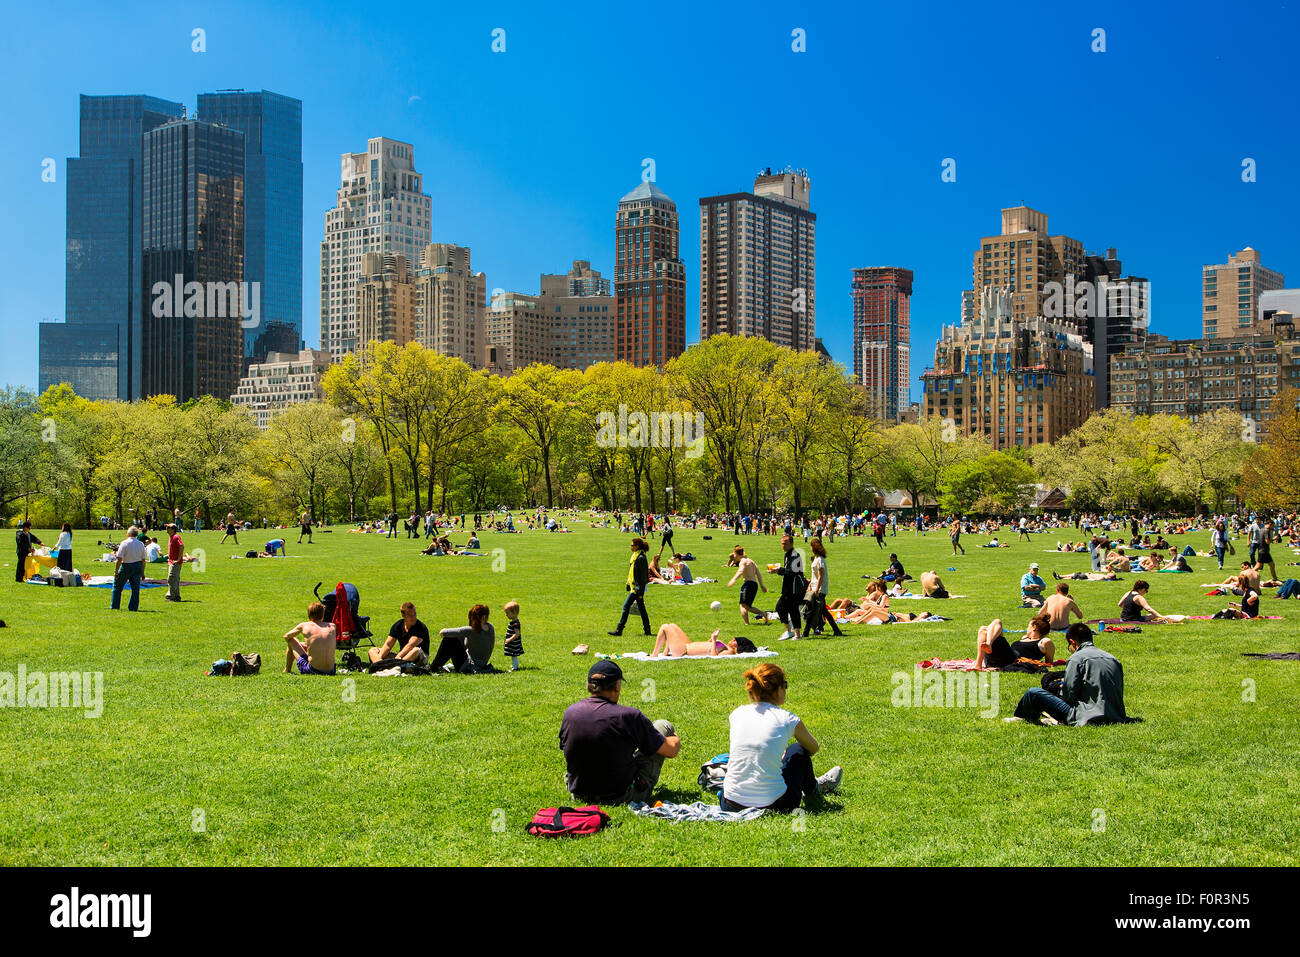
54, 523, 74, 573
720, 663, 842, 812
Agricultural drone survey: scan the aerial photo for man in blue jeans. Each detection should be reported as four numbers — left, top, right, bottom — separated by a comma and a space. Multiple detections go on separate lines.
111, 526, 148, 611
1007, 623, 1130, 725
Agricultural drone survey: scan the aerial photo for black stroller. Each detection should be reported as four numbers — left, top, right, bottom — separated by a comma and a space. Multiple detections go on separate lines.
314, 581, 374, 661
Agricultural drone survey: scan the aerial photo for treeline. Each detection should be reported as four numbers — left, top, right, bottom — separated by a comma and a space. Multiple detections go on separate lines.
0, 337, 1281, 527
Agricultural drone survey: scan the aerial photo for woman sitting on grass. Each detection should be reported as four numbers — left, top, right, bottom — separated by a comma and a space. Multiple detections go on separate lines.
648, 623, 747, 657
1118, 580, 1171, 623
719, 663, 842, 812
430, 604, 496, 673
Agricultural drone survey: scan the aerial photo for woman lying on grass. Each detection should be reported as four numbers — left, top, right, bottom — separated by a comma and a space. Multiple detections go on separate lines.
828, 580, 934, 624
648, 623, 751, 657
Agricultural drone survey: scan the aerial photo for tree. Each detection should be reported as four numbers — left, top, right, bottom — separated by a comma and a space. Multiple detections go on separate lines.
1032, 409, 1149, 512
262, 402, 347, 522
0, 387, 43, 521
1240, 389, 1300, 507
494, 364, 582, 507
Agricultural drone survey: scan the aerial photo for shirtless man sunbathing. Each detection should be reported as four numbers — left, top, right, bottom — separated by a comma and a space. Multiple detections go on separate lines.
1041, 582, 1084, 631
648, 623, 740, 657
920, 570, 949, 598
726, 547, 768, 625
283, 601, 338, 675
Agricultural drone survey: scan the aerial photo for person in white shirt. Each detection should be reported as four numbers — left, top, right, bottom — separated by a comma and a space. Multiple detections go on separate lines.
111, 526, 148, 611
54, 523, 74, 573
719, 663, 842, 812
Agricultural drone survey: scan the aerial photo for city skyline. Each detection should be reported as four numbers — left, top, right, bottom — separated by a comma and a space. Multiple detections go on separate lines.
6, 1, 1299, 398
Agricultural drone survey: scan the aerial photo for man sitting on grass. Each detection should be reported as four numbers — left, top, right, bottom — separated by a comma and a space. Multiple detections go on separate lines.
559, 660, 680, 805
1006, 623, 1129, 726
1042, 582, 1084, 630
369, 601, 430, 665
1020, 562, 1046, 607
920, 569, 949, 598
283, 601, 338, 675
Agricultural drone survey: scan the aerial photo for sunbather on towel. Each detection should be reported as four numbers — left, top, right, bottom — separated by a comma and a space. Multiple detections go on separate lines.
920, 570, 949, 599
975, 615, 1054, 670
283, 601, 337, 675
648, 623, 741, 658
1053, 569, 1118, 581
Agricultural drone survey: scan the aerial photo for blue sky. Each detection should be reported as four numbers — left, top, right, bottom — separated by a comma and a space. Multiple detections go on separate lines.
3, 0, 1297, 399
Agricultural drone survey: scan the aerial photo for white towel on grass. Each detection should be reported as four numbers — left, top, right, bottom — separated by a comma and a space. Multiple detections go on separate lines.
629, 801, 766, 822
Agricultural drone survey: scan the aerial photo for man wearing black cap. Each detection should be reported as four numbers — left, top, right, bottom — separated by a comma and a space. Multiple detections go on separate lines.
559, 660, 680, 805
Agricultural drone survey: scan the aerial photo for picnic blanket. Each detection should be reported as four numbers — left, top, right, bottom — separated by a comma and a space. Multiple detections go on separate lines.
597, 648, 777, 662
84, 575, 207, 588
1088, 615, 1282, 624
628, 801, 766, 822
1241, 652, 1300, 660
845, 615, 951, 624
650, 577, 718, 585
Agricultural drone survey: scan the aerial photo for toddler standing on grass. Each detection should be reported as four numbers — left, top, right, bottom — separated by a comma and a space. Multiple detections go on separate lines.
503, 600, 524, 671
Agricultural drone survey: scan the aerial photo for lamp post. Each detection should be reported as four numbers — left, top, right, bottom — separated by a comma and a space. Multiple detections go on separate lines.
665, 486, 674, 513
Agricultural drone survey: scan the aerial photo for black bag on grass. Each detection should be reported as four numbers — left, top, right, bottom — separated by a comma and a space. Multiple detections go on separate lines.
231, 652, 261, 676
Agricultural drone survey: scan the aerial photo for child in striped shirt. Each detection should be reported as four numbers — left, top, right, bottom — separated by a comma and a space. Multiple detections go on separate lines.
503, 600, 524, 672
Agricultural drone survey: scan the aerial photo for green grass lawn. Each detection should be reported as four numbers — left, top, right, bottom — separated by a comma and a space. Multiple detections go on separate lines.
1, 519, 1296, 866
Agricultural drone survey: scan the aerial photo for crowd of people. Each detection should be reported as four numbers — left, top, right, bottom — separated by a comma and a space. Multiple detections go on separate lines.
15, 501, 1297, 821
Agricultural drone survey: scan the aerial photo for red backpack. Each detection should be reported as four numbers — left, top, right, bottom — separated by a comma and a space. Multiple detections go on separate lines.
526, 806, 610, 837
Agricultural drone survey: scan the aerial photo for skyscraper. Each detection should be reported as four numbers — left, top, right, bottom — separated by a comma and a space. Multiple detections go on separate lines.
921, 287, 1094, 450
140, 118, 246, 402
972, 206, 1086, 323
197, 90, 304, 369
542, 261, 616, 370
414, 243, 484, 364
851, 267, 913, 422
614, 182, 686, 368
356, 253, 416, 347
699, 168, 816, 351
39, 94, 184, 400
1202, 247, 1284, 339
321, 138, 432, 361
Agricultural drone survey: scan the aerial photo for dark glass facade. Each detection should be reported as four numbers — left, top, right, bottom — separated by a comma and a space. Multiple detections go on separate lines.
197, 91, 304, 370
141, 120, 245, 401
41, 94, 184, 400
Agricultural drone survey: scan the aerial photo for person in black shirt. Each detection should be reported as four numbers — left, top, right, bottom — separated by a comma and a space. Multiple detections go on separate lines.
369, 601, 431, 665
559, 660, 680, 804
15, 521, 42, 583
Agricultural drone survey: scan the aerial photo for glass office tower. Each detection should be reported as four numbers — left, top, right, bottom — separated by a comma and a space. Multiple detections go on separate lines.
197, 90, 304, 369
39, 94, 185, 400
141, 119, 245, 402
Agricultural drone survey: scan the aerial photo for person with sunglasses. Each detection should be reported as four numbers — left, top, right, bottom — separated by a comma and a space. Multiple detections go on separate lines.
719, 663, 842, 812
